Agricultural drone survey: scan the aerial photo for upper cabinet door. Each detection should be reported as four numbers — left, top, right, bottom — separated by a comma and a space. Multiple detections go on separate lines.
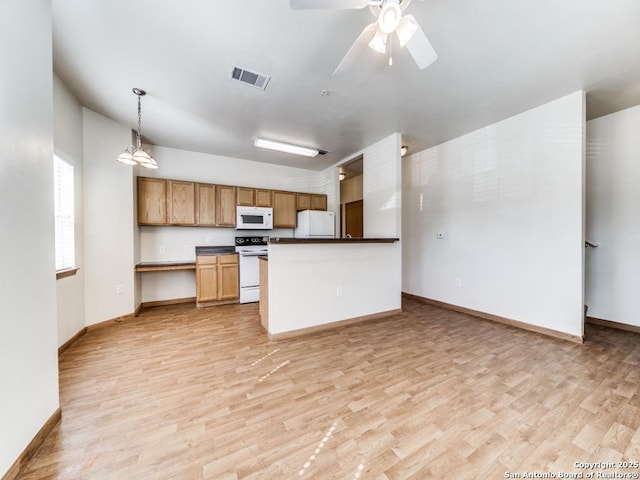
296, 193, 311, 211
237, 187, 255, 206
196, 183, 216, 226
272, 191, 297, 228
137, 177, 167, 225
311, 194, 327, 211
167, 180, 196, 225
216, 185, 237, 227
255, 189, 272, 207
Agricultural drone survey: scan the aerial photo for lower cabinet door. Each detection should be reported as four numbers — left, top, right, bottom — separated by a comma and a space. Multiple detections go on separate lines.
218, 263, 239, 300
196, 264, 218, 302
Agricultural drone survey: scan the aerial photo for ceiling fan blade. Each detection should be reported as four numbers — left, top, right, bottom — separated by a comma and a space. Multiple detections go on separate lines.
290, 0, 369, 9
402, 15, 437, 69
333, 23, 378, 75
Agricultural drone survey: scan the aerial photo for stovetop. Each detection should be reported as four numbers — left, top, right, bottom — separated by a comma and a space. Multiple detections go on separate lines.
235, 236, 268, 254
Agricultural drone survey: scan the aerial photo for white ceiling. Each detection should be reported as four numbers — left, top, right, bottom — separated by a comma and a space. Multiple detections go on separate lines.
52, 0, 640, 171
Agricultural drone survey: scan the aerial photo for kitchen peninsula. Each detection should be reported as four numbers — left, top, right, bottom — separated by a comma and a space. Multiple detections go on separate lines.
260, 237, 401, 339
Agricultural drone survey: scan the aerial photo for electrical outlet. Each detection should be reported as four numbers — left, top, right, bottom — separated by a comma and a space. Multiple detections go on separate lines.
455, 278, 462, 287
336, 286, 343, 297
206, 236, 212, 244
159, 246, 165, 254
184, 245, 190, 253
116, 284, 123, 295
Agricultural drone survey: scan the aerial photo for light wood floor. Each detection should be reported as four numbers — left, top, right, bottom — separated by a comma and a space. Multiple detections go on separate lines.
17, 298, 640, 479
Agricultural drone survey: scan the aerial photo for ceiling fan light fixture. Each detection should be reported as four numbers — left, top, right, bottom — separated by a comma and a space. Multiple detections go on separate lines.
378, 2, 402, 33
368, 28, 388, 54
396, 15, 418, 47
254, 137, 320, 157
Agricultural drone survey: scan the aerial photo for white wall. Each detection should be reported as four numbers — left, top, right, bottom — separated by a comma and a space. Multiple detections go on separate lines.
54, 74, 85, 346
363, 133, 402, 238
83, 109, 137, 325
585, 105, 640, 327
268, 242, 401, 334
138, 146, 329, 302
403, 92, 585, 338
0, 0, 60, 476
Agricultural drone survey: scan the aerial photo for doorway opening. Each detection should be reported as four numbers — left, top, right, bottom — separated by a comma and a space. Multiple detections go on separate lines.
339, 156, 363, 238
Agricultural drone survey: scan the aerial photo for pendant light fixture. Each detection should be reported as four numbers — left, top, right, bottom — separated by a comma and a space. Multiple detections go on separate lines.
116, 88, 158, 169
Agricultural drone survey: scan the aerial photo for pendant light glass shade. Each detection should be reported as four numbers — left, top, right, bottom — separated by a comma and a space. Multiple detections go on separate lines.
117, 88, 158, 169
116, 150, 137, 165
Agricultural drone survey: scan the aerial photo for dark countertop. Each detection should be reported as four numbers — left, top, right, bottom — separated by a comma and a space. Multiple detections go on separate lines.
268, 237, 399, 244
195, 246, 236, 255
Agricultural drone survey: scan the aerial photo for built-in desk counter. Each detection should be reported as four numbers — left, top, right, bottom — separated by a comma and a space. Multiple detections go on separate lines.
135, 261, 195, 272
263, 237, 401, 339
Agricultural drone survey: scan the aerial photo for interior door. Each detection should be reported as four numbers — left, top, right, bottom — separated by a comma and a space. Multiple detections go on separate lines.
344, 200, 363, 238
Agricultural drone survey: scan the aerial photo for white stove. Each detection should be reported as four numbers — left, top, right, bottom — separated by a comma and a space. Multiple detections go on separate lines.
235, 236, 268, 304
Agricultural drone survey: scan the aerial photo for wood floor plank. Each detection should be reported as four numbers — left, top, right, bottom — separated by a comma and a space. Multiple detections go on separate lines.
15, 299, 640, 479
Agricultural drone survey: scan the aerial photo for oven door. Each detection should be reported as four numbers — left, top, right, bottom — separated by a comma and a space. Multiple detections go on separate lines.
238, 253, 261, 288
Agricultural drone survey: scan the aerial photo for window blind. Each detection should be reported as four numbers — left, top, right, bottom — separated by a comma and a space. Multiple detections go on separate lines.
54, 155, 75, 271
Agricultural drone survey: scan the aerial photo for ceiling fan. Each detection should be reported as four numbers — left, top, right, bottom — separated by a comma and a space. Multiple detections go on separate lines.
290, 0, 437, 75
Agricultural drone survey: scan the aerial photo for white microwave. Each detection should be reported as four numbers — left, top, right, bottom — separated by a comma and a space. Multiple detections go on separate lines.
236, 206, 273, 230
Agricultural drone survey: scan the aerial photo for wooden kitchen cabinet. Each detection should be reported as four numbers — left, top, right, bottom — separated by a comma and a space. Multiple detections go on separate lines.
311, 194, 327, 211
255, 189, 272, 207
137, 175, 325, 228
196, 256, 218, 303
216, 185, 237, 227
218, 255, 240, 300
272, 191, 297, 228
296, 193, 312, 211
167, 180, 195, 225
237, 187, 255, 206
137, 177, 167, 225
196, 254, 239, 307
196, 183, 216, 226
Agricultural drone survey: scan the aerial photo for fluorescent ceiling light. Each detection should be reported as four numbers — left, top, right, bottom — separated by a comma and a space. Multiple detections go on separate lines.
254, 137, 319, 157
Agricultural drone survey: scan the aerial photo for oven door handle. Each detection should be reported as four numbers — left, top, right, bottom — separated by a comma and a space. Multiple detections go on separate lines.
239, 252, 267, 257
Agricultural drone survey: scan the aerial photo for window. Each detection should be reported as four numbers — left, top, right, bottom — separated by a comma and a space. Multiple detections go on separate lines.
54, 155, 75, 272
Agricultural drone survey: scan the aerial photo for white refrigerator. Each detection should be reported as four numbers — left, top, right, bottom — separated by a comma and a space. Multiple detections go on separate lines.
295, 210, 335, 238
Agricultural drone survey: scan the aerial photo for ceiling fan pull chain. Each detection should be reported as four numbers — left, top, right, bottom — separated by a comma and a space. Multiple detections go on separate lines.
389, 36, 393, 66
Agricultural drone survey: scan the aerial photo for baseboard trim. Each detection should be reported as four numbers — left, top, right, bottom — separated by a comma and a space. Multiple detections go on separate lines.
141, 297, 195, 310
403, 293, 584, 344
1, 408, 61, 480
86, 311, 136, 332
587, 316, 640, 334
58, 327, 88, 356
268, 308, 403, 341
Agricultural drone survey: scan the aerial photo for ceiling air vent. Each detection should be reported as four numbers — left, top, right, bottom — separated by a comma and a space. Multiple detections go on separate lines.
230, 66, 270, 90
